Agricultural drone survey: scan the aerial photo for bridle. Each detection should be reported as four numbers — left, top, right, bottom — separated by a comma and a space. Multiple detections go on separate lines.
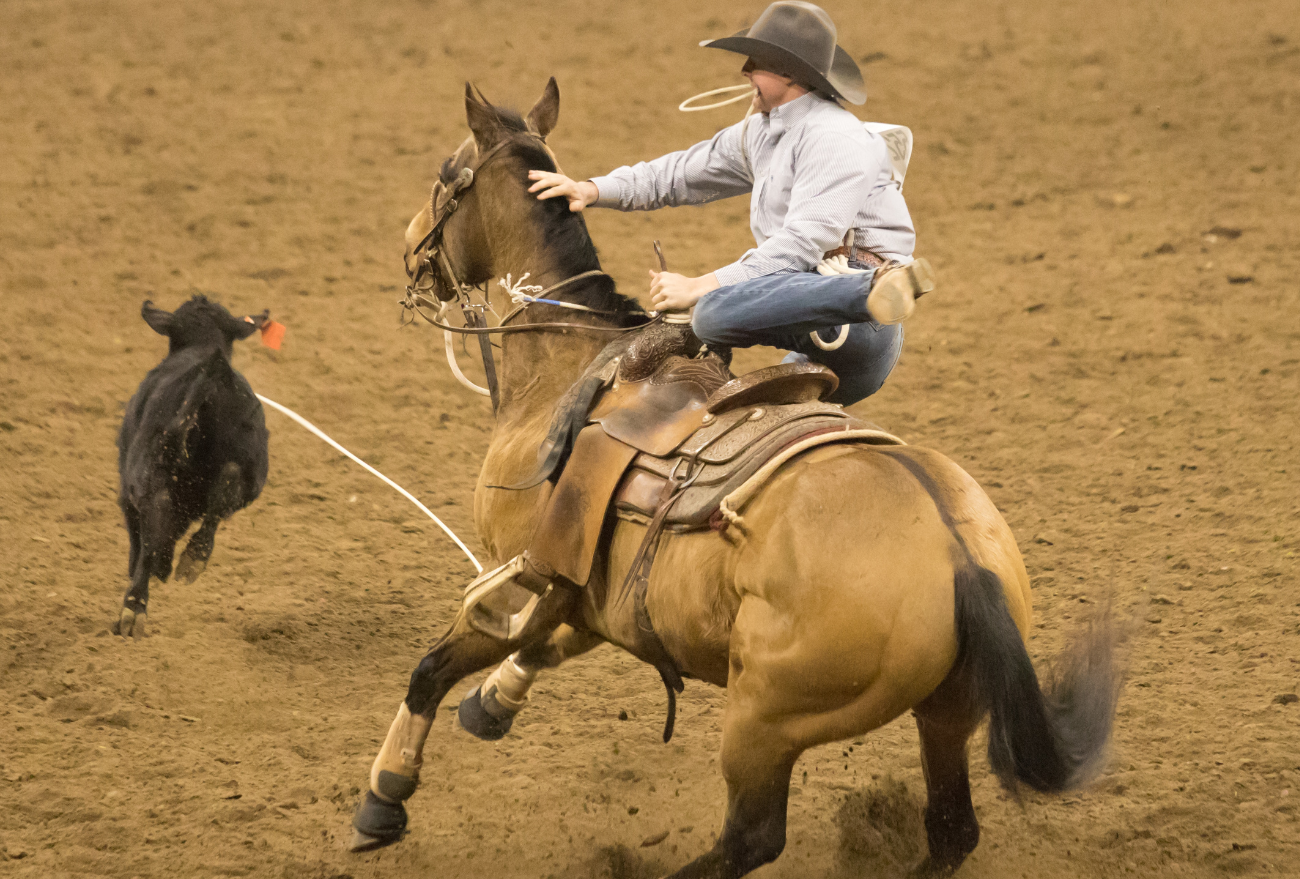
400, 131, 653, 413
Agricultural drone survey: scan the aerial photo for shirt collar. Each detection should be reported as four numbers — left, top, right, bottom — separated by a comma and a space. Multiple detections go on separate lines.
764, 92, 822, 138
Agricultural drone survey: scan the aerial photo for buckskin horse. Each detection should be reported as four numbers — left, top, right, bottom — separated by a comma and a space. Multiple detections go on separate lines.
348, 79, 1120, 878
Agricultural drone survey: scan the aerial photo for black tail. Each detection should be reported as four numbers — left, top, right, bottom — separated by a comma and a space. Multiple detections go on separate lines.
954, 565, 1120, 793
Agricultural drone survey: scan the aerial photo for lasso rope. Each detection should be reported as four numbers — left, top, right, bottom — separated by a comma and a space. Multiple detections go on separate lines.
678, 84, 756, 112
255, 393, 483, 573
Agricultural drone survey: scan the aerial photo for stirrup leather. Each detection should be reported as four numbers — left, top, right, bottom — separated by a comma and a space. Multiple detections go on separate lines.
462, 555, 555, 640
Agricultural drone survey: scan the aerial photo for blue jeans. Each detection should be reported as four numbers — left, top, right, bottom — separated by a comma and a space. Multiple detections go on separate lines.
692, 269, 903, 406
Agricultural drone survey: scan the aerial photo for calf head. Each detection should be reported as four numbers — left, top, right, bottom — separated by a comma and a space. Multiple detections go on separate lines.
142, 295, 269, 358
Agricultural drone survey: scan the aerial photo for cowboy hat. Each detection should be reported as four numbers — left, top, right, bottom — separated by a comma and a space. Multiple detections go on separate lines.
700, 1, 866, 105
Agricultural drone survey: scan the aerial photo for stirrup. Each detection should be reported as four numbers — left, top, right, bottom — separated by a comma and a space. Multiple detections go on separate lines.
462, 556, 554, 640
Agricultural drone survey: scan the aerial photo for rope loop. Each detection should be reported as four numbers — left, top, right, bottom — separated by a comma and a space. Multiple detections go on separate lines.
678, 84, 757, 112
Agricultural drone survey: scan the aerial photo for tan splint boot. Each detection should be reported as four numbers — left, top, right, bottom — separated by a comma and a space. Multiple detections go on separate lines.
867, 258, 936, 325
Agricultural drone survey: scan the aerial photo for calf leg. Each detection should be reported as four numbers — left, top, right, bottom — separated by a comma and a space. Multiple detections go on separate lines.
350, 584, 578, 851
175, 462, 242, 583
115, 490, 176, 638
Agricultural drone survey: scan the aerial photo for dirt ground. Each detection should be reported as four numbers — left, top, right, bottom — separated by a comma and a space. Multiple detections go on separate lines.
2, 0, 1298, 877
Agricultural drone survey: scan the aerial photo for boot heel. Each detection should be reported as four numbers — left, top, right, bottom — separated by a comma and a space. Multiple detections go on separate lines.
910, 258, 936, 296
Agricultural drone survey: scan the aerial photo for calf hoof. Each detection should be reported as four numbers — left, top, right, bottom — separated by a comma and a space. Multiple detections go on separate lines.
350, 791, 406, 852
457, 685, 513, 741
113, 608, 148, 639
174, 552, 207, 584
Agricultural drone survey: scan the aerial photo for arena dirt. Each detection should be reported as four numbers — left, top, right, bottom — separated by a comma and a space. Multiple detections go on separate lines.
1, 1, 1297, 876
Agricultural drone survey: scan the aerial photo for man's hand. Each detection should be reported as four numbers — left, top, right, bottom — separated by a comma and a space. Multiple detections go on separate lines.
527, 171, 598, 212
649, 271, 720, 313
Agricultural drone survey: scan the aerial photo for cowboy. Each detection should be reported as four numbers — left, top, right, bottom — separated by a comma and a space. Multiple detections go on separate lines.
528, 0, 934, 406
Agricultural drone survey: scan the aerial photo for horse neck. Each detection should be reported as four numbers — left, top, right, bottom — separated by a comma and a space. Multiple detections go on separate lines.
475, 180, 617, 486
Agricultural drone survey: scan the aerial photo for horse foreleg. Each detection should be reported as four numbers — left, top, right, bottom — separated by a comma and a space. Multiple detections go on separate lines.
457, 624, 604, 740
350, 586, 579, 852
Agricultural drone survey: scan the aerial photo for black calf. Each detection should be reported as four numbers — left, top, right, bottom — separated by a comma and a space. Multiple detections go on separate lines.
115, 295, 270, 637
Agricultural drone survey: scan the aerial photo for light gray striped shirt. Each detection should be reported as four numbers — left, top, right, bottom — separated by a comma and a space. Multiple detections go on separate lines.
589, 92, 915, 287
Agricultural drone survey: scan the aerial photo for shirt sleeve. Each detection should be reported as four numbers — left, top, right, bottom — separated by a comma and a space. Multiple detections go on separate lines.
711, 128, 881, 286
589, 120, 753, 211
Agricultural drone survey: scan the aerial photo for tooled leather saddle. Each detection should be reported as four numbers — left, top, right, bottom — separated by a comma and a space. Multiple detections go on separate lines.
510, 321, 904, 588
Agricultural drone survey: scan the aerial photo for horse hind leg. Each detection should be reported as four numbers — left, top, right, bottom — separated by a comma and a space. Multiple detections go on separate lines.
667, 698, 800, 879
175, 462, 242, 583
910, 689, 982, 877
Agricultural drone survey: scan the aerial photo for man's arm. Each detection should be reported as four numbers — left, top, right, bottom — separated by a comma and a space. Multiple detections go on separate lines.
711, 128, 880, 286
532, 120, 753, 216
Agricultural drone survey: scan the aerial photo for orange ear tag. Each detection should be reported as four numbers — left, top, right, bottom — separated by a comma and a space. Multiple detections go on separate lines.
260, 319, 286, 350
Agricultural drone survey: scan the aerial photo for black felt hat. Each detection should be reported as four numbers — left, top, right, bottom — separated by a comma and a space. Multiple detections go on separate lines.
700, 2, 866, 105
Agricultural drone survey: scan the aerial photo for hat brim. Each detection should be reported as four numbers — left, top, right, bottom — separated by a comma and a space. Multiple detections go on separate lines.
701, 30, 866, 105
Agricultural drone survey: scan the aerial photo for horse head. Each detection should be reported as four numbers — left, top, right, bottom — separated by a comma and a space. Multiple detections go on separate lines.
402, 79, 564, 298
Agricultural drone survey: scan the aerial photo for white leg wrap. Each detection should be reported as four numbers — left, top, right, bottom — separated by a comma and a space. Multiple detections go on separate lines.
482, 654, 539, 715
369, 702, 433, 802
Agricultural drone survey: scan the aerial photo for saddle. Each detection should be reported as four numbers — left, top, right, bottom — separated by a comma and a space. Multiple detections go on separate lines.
525, 321, 904, 586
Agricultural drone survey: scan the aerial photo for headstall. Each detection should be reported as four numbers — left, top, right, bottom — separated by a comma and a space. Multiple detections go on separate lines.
400, 133, 652, 413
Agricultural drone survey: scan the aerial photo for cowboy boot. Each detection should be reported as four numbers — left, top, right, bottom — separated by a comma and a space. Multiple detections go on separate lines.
867, 258, 936, 325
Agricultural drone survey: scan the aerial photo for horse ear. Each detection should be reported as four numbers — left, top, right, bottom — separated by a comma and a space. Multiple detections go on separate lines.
141, 300, 172, 336
527, 77, 560, 139
465, 81, 502, 150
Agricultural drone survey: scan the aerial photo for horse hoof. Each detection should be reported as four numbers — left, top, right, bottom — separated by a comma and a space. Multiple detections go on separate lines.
349, 828, 398, 853
457, 685, 513, 741
908, 856, 959, 878
174, 553, 206, 584
350, 791, 406, 852
114, 608, 148, 639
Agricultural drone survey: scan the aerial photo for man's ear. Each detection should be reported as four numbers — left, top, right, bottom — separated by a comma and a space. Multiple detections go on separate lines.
141, 300, 172, 336
526, 77, 560, 140
465, 82, 502, 151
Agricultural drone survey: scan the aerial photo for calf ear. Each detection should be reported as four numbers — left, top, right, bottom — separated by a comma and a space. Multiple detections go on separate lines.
527, 77, 560, 139
141, 300, 173, 336
229, 310, 267, 340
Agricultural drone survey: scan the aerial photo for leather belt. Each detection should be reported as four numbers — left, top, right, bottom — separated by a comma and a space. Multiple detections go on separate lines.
821, 245, 886, 268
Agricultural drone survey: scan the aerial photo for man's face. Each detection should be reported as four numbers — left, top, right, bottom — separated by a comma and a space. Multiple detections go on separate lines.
742, 57, 803, 113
